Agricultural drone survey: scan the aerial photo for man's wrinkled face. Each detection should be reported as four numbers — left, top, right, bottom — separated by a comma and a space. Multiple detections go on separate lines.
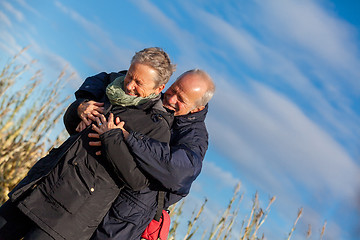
124, 63, 163, 98
163, 74, 206, 116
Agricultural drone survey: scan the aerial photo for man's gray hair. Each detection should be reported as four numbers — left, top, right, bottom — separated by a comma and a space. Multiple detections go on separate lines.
180, 69, 215, 107
131, 47, 176, 87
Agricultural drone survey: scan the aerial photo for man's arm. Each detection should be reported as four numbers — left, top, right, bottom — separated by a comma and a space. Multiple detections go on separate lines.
126, 124, 208, 196
99, 129, 150, 190
74, 72, 112, 100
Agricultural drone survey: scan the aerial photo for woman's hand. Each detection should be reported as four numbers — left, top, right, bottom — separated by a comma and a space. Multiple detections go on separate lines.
77, 100, 104, 131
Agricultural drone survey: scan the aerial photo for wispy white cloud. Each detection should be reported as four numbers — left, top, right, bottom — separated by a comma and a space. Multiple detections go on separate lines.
0, 10, 12, 27
131, 0, 207, 73
299, 207, 342, 240
54, 1, 132, 71
187, 1, 359, 97
256, 0, 360, 88
1, 1, 24, 22
202, 161, 241, 188
207, 76, 360, 204
0, 30, 77, 90
205, 77, 360, 238
0, 30, 31, 62
15, 0, 42, 17
253, 0, 360, 152
0, 23, 80, 87
180, 1, 332, 105
43, 52, 81, 87
54, 1, 99, 36
0, 3, 79, 85
180, 0, 359, 161
132, 0, 184, 39
190, 7, 262, 68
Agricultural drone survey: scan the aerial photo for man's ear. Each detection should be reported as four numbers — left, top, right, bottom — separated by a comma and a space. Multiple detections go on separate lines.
154, 84, 165, 95
190, 105, 205, 114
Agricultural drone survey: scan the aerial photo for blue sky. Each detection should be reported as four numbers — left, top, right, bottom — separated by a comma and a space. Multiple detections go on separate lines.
1, 0, 359, 239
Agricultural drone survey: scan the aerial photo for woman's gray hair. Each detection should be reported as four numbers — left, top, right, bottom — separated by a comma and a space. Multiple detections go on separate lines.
179, 69, 215, 107
131, 47, 176, 87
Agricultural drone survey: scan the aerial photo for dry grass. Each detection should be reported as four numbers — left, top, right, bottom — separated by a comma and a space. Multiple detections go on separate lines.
167, 183, 276, 240
168, 183, 327, 240
287, 208, 303, 240
0, 49, 70, 203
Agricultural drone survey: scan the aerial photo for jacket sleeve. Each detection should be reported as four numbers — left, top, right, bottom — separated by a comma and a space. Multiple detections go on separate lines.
75, 72, 111, 100
126, 127, 208, 195
100, 129, 149, 191
63, 98, 86, 135
99, 119, 171, 191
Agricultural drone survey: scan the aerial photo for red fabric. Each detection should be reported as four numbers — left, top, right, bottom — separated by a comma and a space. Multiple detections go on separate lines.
141, 210, 170, 240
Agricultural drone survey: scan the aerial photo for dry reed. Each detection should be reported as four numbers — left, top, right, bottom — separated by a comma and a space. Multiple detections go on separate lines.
0, 49, 70, 203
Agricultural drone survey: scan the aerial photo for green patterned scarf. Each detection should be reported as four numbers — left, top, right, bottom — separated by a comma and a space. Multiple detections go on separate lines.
106, 76, 159, 107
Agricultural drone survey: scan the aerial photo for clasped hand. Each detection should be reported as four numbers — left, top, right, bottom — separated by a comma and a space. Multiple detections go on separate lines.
89, 113, 127, 156
76, 100, 104, 132
92, 113, 124, 134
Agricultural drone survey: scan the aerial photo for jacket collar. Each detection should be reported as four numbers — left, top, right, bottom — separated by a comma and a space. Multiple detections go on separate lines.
173, 104, 208, 129
136, 94, 162, 111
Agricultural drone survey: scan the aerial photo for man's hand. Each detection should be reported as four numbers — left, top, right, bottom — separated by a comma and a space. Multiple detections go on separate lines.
90, 113, 127, 155
77, 100, 104, 127
88, 133, 102, 156
92, 113, 125, 135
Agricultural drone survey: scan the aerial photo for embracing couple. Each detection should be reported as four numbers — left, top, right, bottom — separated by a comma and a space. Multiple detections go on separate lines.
0, 47, 215, 240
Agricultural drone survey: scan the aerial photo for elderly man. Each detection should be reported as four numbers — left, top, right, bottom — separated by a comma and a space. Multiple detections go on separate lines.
74, 69, 215, 239
122, 69, 215, 196
0, 47, 175, 240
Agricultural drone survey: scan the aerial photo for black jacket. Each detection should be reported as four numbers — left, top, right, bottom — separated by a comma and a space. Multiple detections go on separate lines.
8, 72, 173, 240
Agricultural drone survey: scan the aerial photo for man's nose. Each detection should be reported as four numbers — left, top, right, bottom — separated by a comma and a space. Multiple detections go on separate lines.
167, 94, 177, 104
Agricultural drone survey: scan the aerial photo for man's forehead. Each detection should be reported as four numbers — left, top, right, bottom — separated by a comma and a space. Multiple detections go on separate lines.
178, 75, 207, 94
171, 81, 187, 94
